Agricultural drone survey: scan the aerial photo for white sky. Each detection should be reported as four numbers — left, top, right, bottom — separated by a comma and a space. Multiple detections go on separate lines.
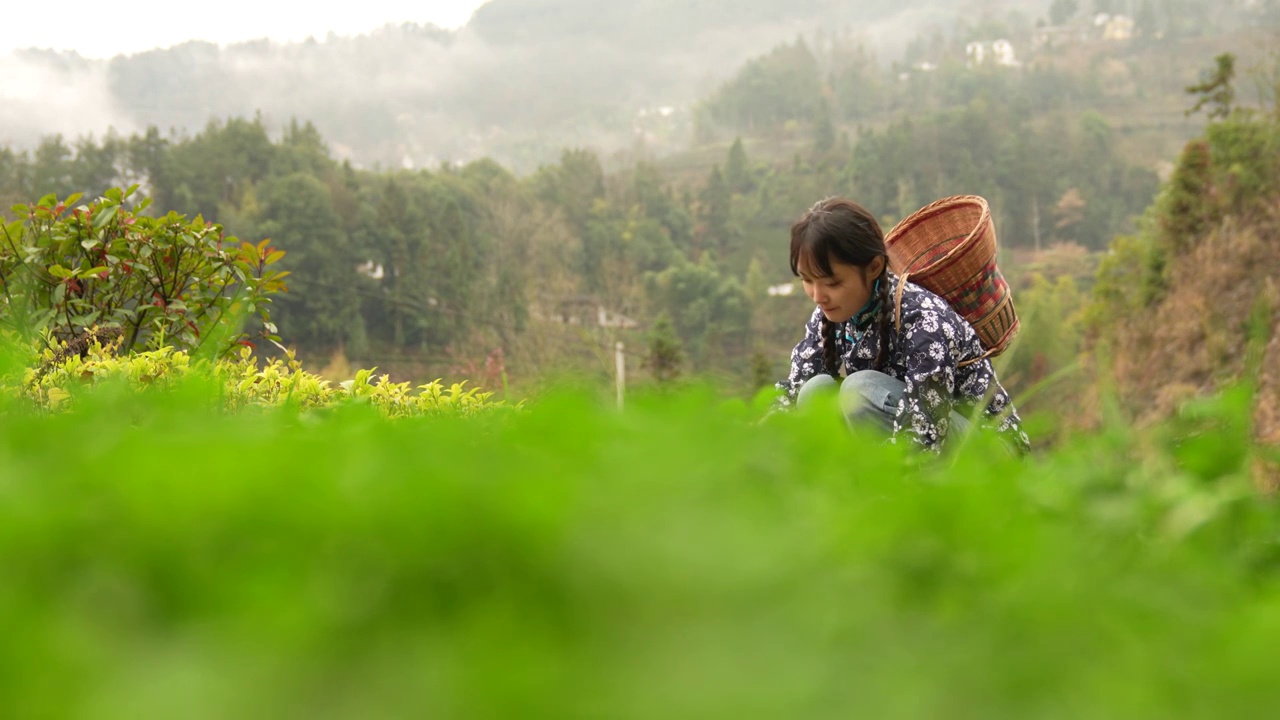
2, 0, 492, 59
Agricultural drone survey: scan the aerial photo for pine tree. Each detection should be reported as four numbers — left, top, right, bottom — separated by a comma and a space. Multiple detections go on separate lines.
750, 350, 775, 393
699, 165, 733, 255
812, 97, 837, 161
645, 313, 684, 384
725, 137, 753, 195
1185, 53, 1236, 121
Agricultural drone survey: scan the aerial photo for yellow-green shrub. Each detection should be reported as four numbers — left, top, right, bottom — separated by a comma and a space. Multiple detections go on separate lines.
17, 341, 505, 417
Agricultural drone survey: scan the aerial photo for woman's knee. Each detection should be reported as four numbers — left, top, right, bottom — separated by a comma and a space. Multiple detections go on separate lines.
839, 370, 903, 429
840, 370, 900, 409
797, 374, 838, 406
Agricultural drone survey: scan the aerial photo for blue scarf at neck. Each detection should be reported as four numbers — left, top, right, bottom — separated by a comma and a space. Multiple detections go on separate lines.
842, 275, 883, 344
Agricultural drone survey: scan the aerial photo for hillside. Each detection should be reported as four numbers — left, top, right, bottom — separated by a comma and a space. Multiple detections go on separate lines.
0, 0, 1097, 171
1087, 107, 1280, 444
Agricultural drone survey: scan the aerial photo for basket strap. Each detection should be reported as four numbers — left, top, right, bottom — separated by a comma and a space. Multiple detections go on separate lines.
958, 347, 997, 369
893, 272, 909, 336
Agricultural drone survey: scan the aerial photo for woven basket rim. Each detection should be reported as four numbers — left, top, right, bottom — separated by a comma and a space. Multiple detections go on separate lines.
885, 195, 993, 276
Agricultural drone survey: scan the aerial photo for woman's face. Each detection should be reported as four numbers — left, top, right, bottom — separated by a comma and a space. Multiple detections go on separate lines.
797, 254, 885, 323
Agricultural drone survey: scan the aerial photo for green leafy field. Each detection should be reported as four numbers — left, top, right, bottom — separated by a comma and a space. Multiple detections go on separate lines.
2, 368, 1279, 718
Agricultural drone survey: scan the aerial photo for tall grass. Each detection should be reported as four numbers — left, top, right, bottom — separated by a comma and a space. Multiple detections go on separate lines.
1, 369, 1278, 718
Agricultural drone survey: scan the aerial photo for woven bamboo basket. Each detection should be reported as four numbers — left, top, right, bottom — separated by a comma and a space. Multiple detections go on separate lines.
884, 195, 1019, 365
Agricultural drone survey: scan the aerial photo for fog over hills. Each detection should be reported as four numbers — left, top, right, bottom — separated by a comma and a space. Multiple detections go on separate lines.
4, 0, 1053, 170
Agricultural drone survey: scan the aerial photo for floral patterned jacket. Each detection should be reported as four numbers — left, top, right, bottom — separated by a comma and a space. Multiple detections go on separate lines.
777, 272, 1030, 454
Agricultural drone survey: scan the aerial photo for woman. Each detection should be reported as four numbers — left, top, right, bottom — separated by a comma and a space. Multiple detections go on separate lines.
776, 197, 1030, 454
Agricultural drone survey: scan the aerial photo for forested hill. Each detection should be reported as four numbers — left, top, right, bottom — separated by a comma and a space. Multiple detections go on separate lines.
5, 0, 1061, 170
467, 0, 926, 45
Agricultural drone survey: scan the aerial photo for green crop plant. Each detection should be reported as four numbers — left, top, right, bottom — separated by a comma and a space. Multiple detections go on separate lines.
0, 356, 1278, 718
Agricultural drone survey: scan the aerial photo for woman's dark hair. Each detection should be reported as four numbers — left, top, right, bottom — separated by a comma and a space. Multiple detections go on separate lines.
789, 197, 892, 376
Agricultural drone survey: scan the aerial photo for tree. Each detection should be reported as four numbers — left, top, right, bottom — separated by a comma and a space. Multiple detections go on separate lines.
257, 173, 361, 349
698, 165, 734, 257
811, 97, 837, 162
535, 148, 605, 238
749, 350, 774, 392
701, 37, 822, 133
1186, 53, 1236, 121
645, 313, 683, 384
725, 138, 753, 195
1053, 187, 1087, 242
29, 136, 73, 199
645, 256, 750, 369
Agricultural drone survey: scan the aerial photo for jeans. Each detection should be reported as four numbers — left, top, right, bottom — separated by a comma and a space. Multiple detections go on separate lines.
797, 370, 970, 436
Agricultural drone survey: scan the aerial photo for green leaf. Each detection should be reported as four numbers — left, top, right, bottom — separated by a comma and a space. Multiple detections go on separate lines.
104, 188, 123, 203
92, 205, 119, 231
10, 204, 29, 215
81, 238, 102, 251
48, 265, 73, 279
82, 266, 109, 278
64, 192, 84, 207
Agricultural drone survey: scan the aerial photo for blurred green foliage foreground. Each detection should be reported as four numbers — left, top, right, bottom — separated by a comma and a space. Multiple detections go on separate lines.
2, 361, 1280, 718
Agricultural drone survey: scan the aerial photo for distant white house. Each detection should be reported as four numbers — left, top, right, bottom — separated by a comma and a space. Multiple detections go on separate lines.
539, 296, 638, 329
966, 39, 1020, 68
356, 260, 385, 281
1103, 14, 1136, 41
992, 39, 1018, 66
597, 306, 639, 330
966, 41, 986, 66
768, 283, 796, 297
636, 106, 677, 119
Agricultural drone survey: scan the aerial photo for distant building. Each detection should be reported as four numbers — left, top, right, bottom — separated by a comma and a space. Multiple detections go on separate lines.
768, 283, 796, 297
1033, 25, 1092, 50
967, 39, 1020, 68
1103, 15, 1136, 41
991, 39, 1018, 66
636, 105, 677, 119
965, 41, 986, 67
543, 296, 638, 329
596, 306, 638, 330
356, 260, 385, 281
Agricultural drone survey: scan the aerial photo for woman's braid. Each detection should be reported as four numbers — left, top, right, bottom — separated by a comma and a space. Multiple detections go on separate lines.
872, 265, 893, 371
821, 315, 841, 378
